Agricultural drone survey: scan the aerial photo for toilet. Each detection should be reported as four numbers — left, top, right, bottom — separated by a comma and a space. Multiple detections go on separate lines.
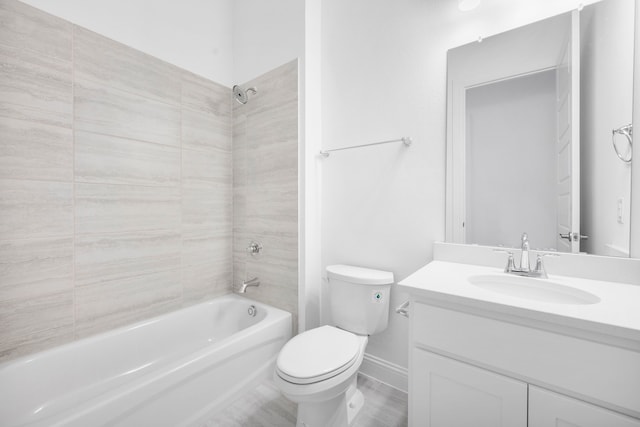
274, 264, 394, 427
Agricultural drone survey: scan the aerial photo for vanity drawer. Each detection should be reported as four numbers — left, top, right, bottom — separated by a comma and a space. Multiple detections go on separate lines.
412, 302, 640, 416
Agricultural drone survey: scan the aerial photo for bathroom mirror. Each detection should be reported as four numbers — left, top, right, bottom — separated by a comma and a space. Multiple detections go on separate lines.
445, 0, 636, 257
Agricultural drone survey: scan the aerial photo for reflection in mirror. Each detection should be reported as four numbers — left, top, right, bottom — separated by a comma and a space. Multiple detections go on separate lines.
465, 71, 558, 251
445, 0, 635, 257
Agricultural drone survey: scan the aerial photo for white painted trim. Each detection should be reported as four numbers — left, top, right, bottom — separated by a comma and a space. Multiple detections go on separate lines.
359, 352, 408, 393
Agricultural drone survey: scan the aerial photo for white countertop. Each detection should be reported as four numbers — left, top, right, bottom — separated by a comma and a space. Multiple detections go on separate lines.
398, 260, 640, 345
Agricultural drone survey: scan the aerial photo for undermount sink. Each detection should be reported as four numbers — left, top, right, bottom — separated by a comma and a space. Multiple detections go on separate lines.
468, 274, 601, 305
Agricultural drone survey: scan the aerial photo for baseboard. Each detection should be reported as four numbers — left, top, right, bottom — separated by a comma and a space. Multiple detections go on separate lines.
359, 352, 408, 393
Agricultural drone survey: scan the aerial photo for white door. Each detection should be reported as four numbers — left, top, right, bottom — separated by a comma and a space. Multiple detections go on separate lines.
411, 349, 527, 427
529, 386, 640, 427
556, 10, 581, 253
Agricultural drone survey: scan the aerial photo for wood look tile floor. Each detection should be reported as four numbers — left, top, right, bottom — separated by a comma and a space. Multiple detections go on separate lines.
201, 374, 408, 427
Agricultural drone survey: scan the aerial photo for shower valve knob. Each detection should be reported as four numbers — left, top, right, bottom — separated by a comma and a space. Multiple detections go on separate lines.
247, 241, 263, 255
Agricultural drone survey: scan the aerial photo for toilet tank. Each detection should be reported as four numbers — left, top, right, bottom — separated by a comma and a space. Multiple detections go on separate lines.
326, 265, 394, 335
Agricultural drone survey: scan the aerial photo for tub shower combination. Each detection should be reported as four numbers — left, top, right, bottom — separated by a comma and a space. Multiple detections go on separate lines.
0, 295, 292, 427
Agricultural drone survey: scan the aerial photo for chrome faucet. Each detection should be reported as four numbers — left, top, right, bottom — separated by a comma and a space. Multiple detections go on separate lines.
239, 277, 260, 293
519, 233, 530, 271
495, 233, 557, 279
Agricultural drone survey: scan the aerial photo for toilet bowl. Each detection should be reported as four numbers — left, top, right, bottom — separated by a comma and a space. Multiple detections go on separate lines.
273, 265, 394, 427
274, 326, 368, 427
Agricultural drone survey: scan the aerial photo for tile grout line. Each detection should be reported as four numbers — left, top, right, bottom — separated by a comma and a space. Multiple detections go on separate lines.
71, 24, 77, 339
180, 76, 185, 306
230, 96, 236, 294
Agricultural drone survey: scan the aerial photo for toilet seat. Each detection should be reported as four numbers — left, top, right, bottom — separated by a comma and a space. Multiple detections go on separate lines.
276, 326, 360, 385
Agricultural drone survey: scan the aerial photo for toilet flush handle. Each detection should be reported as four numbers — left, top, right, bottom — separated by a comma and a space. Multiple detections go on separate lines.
395, 300, 410, 318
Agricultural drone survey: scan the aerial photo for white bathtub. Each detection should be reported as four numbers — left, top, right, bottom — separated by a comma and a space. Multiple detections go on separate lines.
0, 294, 292, 427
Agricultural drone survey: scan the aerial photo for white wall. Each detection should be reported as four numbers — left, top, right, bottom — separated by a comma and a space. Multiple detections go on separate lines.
232, 0, 305, 85
18, 0, 234, 86
580, 0, 634, 257
320, 0, 598, 378
18, 0, 308, 87
302, 0, 323, 331
466, 71, 557, 250
320, 0, 434, 384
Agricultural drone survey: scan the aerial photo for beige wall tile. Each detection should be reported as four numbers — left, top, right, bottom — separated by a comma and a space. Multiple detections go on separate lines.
0, 0, 72, 61
75, 79, 181, 147
182, 228, 232, 303
182, 108, 232, 153
181, 71, 231, 118
232, 189, 247, 234
182, 186, 232, 231
75, 131, 180, 187
245, 182, 298, 235
0, 325, 74, 363
232, 114, 248, 185
183, 231, 232, 268
74, 26, 181, 105
0, 237, 73, 302
0, 0, 251, 360
246, 104, 298, 185
76, 183, 181, 234
232, 60, 298, 320
0, 290, 74, 361
0, 43, 72, 128
182, 261, 232, 304
75, 269, 182, 338
0, 179, 73, 239
0, 116, 72, 181
182, 148, 232, 189
75, 231, 181, 287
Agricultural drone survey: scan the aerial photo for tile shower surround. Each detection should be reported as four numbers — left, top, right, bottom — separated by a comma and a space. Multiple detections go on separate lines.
0, 0, 299, 362
233, 60, 299, 331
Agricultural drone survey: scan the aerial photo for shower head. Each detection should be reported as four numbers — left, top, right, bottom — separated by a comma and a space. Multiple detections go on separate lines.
233, 85, 258, 105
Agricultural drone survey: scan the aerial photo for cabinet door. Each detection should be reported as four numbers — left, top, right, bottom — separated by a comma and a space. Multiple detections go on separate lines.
529, 386, 640, 427
411, 348, 527, 427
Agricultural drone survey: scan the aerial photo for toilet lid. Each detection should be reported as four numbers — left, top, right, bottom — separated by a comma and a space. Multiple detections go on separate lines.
276, 326, 360, 385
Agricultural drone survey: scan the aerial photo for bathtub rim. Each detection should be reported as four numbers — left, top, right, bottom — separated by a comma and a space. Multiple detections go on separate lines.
0, 292, 290, 371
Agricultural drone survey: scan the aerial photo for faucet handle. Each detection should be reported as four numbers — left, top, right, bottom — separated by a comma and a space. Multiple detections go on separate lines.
493, 249, 515, 273
533, 253, 559, 279
247, 241, 263, 255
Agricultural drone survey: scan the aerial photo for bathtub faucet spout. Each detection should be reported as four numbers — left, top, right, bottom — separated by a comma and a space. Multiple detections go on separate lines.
239, 277, 260, 293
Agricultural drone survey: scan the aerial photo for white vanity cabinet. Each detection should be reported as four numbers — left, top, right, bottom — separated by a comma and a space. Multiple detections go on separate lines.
407, 300, 640, 427
412, 348, 527, 426
529, 386, 640, 427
